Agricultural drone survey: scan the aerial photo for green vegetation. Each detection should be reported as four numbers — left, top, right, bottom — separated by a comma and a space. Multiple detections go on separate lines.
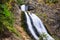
0, 0, 59, 40
39, 33, 48, 40
46, 0, 58, 4
17, 0, 24, 5
0, 0, 20, 37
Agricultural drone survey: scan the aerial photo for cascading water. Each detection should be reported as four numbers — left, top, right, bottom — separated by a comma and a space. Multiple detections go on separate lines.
21, 5, 55, 40
21, 5, 39, 40
28, 12, 54, 40
25, 12, 39, 40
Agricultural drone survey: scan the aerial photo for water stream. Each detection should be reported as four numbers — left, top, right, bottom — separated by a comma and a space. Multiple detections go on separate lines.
21, 5, 55, 40
28, 12, 54, 40
25, 12, 39, 40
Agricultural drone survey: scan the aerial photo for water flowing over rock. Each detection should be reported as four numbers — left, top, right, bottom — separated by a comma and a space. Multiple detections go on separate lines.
24, 0, 60, 38
21, 4, 55, 40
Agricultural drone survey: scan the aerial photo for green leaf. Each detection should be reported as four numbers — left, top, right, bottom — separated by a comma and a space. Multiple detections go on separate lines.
3, 8, 11, 17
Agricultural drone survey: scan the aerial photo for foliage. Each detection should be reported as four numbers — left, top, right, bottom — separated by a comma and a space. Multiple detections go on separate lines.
17, 0, 24, 5
46, 0, 58, 4
39, 33, 48, 40
0, 0, 20, 37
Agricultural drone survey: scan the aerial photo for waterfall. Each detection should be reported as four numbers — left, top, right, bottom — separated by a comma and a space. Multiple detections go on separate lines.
28, 12, 54, 40
21, 5, 39, 40
21, 5, 55, 40
24, 12, 39, 40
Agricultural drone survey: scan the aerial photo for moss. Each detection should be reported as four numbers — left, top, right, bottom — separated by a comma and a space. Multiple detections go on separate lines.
39, 33, 48, 40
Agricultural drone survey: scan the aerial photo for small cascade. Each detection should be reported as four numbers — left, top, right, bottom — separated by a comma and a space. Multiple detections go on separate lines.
28, 12, 54, 40
21, 5, 55, 40
21, 5, 39, 40
24, 12, 39, 40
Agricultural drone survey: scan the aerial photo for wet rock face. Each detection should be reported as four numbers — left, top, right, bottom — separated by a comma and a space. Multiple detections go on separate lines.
25, 0, 60, 37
